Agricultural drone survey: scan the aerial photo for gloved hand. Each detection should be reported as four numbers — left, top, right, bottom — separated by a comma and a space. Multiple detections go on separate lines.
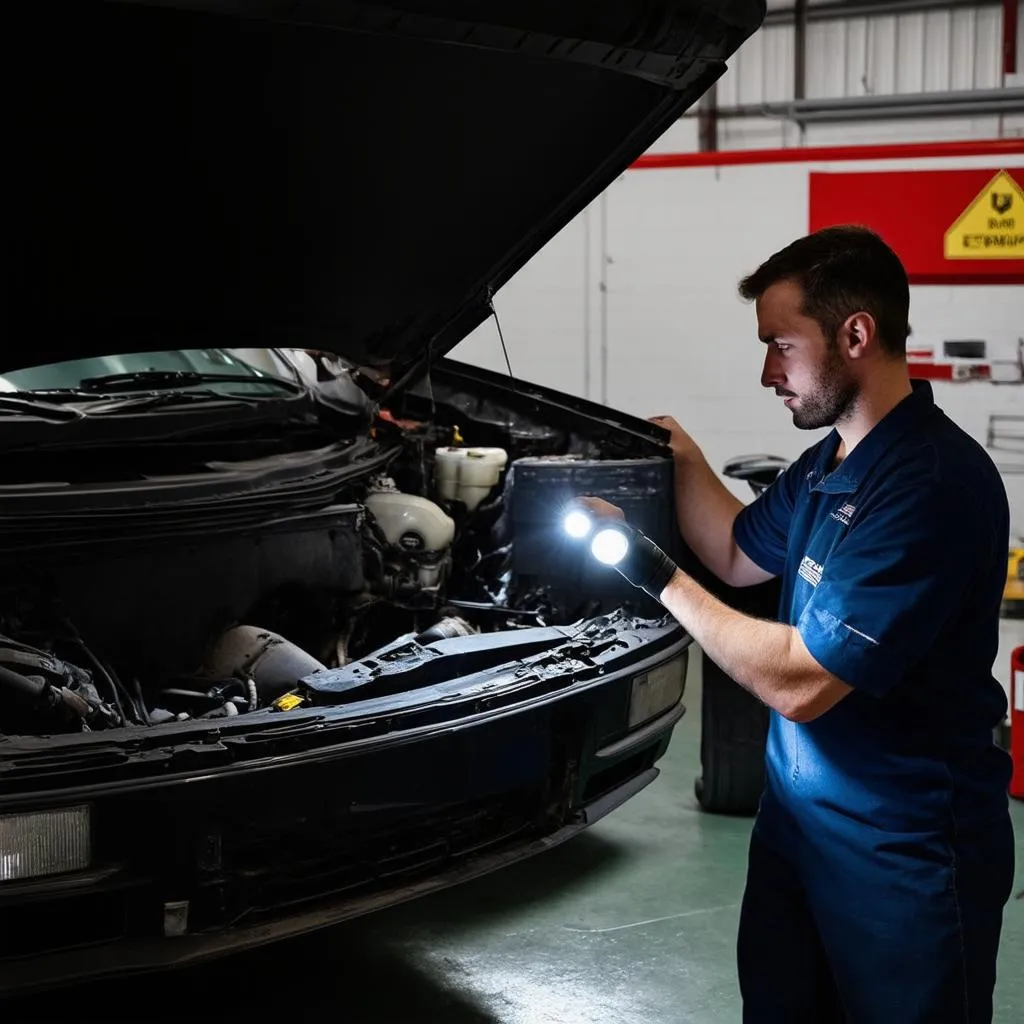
571, 497, 679, 602
610, 522, 679, 601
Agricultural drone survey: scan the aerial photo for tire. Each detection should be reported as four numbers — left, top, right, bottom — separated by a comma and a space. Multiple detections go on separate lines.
665, 508, 776, 818
694, 650, 769, 816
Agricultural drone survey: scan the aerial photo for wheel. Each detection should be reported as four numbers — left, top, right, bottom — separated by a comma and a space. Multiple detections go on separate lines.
694, 650, 769, 816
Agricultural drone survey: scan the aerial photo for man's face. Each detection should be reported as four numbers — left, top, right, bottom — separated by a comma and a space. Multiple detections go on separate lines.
755, 279, 858, 430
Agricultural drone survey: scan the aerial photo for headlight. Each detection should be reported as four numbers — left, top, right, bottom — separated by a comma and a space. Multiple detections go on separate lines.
630, 653, 687, 728
0, 806, 91, 883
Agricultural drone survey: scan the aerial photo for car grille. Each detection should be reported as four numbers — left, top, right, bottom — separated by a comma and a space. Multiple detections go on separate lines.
201, 784, 557, 928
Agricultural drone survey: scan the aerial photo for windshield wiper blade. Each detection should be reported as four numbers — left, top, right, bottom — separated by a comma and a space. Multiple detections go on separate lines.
80, 390, 261, 413
76, 370, 304, 394
0, 394, 85, 422
15, 388, 285, 411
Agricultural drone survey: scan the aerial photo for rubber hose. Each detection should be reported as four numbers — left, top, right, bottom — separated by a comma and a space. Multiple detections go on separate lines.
415, 616, 475, 645
0, 663, 49, 705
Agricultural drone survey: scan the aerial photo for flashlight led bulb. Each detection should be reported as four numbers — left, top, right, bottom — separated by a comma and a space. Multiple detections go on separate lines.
563, 510, 592, 539
591, 527, 630, 566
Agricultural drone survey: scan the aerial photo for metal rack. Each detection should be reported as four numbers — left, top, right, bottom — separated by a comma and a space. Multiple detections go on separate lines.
988, 414, 1024, 450
987, 413, 1024, 475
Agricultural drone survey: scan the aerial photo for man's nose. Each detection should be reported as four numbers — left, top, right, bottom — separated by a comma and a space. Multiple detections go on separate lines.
761, 350, 783, 389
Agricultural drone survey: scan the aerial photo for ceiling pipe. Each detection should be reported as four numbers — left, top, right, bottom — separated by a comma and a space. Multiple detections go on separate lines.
763, 0, 999, 27
736, 85, 1023, 112
788, 97, 1024, 120
683, 86, 1024, 122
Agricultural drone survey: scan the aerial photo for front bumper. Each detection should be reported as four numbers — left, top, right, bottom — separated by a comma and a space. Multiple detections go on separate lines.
0, 744, 673, 993
0, 631, 688, 994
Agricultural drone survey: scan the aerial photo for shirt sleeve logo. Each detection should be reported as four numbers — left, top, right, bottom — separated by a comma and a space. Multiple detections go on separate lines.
798, 555, 824, 588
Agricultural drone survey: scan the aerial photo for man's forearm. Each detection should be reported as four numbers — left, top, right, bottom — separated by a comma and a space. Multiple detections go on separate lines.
671, 454, 745, 584
658, 569, 851, 723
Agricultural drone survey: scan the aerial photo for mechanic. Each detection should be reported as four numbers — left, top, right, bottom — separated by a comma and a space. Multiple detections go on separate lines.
578, 225, 1015, 1023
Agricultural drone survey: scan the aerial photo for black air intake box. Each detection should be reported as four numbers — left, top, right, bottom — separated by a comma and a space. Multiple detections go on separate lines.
507, 456, 676, 616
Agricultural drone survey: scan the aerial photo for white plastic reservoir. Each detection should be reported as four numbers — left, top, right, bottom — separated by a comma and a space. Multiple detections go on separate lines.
433, 447, 509, 511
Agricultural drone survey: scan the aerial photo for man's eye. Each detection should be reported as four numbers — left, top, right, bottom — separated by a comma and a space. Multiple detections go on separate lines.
775, 343, 790, 353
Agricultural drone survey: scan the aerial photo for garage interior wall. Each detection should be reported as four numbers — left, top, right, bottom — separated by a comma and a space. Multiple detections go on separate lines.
454, 151, 1024, 522
681, 0, 1024, 151
452, 2, 1024, 537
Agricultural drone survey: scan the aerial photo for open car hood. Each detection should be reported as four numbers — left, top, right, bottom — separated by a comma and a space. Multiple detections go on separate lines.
5, 0, 764, 383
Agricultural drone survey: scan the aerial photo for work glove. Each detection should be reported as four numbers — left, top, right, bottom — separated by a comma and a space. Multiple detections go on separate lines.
609, 522, 679, 601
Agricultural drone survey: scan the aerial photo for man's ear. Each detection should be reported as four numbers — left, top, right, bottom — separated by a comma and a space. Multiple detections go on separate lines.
840, 311, 877, 359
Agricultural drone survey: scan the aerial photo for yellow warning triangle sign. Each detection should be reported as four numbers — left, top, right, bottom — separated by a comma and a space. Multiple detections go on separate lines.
944, 169, 1024, 259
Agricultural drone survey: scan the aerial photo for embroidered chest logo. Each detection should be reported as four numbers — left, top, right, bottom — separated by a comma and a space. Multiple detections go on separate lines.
798, 555, 824, 588
830, 502, 856, 526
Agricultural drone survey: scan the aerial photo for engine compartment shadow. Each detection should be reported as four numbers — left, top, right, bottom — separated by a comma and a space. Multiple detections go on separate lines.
1, 831, 628, 1023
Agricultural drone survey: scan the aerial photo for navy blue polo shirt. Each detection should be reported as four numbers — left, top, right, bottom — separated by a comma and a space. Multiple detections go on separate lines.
733, 380, 1012, 849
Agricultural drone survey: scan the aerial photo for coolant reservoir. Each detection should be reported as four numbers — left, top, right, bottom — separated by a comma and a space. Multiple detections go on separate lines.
433, 446, 508, 511
364, 487, 455, 553
433, 447, 464, 503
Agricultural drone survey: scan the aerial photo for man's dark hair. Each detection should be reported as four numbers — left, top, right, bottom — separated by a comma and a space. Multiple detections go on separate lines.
738, 225, 910, 357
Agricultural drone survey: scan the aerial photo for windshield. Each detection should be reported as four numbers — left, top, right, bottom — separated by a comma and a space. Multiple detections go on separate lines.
0, 348, 305, 396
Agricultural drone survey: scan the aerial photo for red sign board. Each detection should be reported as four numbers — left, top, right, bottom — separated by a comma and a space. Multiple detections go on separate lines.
808, 168, 1024, 285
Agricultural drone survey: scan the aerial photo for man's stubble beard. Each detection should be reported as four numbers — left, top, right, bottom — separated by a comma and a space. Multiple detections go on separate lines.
791, 337, 859, 431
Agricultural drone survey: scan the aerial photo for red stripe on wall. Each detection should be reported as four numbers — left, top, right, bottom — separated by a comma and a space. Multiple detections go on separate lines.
908, 362, 992, 381
631, 138, 1024, 170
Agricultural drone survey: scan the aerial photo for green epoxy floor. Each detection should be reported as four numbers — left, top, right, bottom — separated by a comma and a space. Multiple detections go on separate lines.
5, 659, 1023, 1022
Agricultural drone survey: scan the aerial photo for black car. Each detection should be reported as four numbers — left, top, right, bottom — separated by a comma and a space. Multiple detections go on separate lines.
1, 0, 767, 992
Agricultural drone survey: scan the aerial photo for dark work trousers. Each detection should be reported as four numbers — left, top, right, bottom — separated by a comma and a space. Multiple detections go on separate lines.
736, 815, 1016, 1023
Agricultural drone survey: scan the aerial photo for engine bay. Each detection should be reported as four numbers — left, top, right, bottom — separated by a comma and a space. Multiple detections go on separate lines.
0, 363, 675, 740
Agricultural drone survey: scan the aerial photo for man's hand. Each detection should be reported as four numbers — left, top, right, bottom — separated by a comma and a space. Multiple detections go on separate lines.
649, 414, 703, 466
572, 497, 678, 602
574, 495, 625, 522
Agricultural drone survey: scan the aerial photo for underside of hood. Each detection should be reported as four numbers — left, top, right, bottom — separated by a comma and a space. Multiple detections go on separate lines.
5, 0, 765, 381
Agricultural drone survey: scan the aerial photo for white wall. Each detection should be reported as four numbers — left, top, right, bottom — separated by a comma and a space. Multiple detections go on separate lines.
455, 149, 1024, 533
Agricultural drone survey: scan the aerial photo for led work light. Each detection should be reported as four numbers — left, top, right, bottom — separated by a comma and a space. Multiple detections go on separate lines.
562, 508, 593, 540
561, 502, 678, 601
